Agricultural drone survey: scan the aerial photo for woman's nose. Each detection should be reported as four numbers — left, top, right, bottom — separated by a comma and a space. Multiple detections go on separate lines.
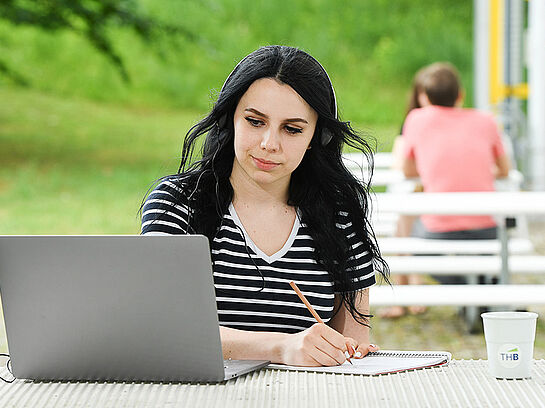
260, 128, 280, 152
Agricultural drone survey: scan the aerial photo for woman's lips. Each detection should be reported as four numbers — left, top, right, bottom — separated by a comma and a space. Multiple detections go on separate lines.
252, 156, 279, 171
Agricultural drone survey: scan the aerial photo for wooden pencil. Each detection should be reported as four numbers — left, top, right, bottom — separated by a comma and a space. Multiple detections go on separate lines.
289, 281, 353, 364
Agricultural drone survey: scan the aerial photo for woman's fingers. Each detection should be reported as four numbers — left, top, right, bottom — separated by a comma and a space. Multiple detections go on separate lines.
282, 323, 364, 366
353, 342, 380, 359
345, 337, 358, 355
369, 343, 380, 352
310, 324, 356, 365
311, 342, 345, 366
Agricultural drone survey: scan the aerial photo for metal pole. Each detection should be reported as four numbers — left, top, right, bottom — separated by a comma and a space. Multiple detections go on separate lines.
504, 0, 525, 168
528, 0, 545, 190
498, 219, 510, 284
474, 0, 490, 111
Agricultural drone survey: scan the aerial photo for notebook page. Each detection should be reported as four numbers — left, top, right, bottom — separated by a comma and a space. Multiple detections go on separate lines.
268, 350, 451, 375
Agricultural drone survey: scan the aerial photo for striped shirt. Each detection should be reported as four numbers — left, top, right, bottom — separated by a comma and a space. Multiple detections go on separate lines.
141, 178, 375, 333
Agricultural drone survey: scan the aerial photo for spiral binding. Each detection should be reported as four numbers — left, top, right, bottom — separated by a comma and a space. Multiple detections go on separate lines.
367, 351, 448, 359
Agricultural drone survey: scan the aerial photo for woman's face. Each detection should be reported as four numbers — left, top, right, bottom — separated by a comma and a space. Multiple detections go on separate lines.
231, 77, 318, 190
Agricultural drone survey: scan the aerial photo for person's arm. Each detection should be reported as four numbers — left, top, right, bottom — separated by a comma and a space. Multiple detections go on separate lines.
391, 136, 405, 170
400, 111, 419, 179
402, 157, 419, 178
494, 154, 510, 179
220, 322, 356, 366
220, 327, 285, 362
328, 289, 378, 358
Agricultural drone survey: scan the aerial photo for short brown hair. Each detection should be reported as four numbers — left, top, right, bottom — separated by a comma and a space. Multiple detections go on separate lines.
421, 62, 461, 107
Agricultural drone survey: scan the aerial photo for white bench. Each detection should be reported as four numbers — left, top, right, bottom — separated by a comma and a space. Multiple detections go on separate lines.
374, 191, 545, 216
368, 191, 545, 332
384, 255, 545, 275
343, 151, 392, 169
377, 237, 534, 255
371, 284, 545, 306
375, 191, 545, 282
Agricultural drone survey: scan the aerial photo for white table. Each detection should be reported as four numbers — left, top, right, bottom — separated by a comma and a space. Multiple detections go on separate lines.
1, 361, 544, 407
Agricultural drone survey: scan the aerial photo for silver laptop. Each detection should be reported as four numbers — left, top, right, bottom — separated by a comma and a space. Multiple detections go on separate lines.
0, 235, 269, 382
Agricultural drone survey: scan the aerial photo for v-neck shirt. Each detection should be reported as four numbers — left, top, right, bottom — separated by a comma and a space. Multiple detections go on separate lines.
228, 203, 300, 264
141, 178, 376, 333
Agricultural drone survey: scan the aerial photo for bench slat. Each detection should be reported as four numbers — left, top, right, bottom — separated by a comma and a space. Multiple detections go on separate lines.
377, 237, 534, 255
384, 255, 545, 275
343, 152, 393, 169
371, 284, 545, 306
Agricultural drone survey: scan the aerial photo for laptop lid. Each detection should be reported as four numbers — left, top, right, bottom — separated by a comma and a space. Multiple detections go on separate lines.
0, 235, 267, 382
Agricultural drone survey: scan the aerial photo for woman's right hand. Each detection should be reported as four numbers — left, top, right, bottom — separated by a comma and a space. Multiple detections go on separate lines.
280, 323, 356, 366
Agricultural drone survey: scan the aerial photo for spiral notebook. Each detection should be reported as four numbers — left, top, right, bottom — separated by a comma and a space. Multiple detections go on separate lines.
268, 350, 451, 375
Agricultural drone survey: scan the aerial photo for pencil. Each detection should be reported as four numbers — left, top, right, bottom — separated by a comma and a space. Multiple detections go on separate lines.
289, 281, 353, 364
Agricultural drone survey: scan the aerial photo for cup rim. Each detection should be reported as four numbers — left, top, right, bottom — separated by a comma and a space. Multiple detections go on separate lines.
481, 311, 538, 320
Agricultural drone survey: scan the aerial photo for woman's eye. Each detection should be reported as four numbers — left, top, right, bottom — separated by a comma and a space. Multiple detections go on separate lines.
245, 117, 263, 127
285, 126, 303, 134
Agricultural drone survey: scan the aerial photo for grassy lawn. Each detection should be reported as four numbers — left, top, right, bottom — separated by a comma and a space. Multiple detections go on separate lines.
0, 86, 199, 234
372, 304, 545, 360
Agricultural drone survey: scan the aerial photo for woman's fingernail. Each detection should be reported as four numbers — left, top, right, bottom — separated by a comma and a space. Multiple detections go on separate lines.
344, 350, 350, 358
355, 351, 362, 358
369, 344, 378, 349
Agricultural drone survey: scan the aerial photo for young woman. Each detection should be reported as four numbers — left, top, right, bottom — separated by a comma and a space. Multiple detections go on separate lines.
141, 45, 389, 367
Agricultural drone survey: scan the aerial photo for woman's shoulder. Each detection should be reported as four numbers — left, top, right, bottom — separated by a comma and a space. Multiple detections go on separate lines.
334, 210, 363, 237
152, 176, 187, 194
144, 176, 190, 204
142, 176, 193, 218
141, 176, 192, 235
335, 210, 352, 225
334, 209, 372, 245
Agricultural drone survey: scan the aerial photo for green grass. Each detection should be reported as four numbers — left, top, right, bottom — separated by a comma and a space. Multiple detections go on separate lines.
0, 86, 200, 234
372, 305, 545, 360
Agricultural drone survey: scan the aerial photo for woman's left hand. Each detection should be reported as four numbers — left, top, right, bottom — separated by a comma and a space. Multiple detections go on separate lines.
351, 343, 379, 359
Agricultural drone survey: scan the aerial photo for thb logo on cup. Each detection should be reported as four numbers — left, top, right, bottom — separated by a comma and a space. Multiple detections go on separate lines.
498, 343, 521, 368
481, 311, 538, 379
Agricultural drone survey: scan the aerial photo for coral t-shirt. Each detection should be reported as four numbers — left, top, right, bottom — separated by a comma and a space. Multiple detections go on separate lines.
403, 105, 505, 232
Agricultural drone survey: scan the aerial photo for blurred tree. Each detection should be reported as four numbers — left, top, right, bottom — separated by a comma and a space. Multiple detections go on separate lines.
0, 0, 195, 84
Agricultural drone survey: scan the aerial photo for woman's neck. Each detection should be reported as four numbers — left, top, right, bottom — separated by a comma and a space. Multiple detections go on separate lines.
229, 160, 290, 207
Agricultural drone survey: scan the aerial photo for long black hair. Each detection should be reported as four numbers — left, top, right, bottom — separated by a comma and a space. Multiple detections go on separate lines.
154, 45, 389, 325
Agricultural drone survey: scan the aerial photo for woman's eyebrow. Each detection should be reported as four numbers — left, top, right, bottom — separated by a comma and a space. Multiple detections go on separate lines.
244, 108, 308, 124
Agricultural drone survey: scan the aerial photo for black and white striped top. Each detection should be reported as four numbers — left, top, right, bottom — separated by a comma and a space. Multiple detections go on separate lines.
141, 178, 375, 333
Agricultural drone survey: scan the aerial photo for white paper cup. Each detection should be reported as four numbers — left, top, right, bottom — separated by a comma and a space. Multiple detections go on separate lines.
481, 311, 538, 379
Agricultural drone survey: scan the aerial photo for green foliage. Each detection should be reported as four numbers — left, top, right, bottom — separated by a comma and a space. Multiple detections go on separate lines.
0, 0, 474, 129
0, 0, 195, 82
0, 0, 474, 232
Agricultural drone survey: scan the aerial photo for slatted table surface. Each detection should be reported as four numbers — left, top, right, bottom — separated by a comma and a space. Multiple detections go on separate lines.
1, 360, 544, 407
